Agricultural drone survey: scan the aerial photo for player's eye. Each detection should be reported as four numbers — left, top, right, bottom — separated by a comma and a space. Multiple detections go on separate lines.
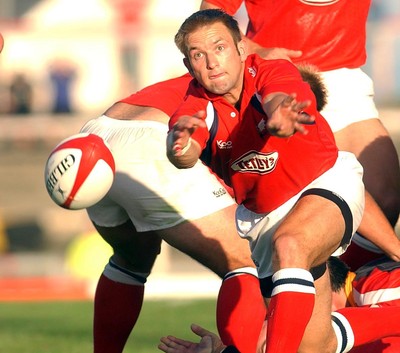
193, 52, 203, 60
217, 45, 224, 51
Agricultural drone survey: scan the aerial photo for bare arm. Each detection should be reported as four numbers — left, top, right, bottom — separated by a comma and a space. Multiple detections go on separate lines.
358, 191, 400, 262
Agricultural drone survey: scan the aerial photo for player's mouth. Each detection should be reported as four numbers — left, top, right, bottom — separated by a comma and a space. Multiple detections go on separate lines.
209, 72, 225, 80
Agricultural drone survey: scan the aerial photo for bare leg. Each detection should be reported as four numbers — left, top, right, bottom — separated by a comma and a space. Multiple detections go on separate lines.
159, 205, 266, 353
93, 205, 266, 353
93, 220, 161, 353
335, 119, 400, 226
266, 194, 345, 353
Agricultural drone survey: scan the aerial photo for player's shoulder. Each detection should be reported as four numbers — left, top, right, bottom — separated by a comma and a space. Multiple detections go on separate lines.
245, 54, 301, 81
355, 257, 400, 278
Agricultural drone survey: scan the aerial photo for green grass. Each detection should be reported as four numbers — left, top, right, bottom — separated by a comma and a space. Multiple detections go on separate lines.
0, 299, 217, 353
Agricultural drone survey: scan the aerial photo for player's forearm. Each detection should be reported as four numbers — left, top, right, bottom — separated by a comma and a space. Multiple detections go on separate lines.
358, 191, 400, 262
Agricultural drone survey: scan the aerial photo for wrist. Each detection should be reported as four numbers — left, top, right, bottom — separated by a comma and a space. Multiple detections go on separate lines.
181, 138, 192, 155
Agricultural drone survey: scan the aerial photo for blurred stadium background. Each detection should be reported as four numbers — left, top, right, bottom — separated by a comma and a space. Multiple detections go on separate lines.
0, 0, 399, 301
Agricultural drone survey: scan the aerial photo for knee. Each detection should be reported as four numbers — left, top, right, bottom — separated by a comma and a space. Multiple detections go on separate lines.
272, 232, 305, 268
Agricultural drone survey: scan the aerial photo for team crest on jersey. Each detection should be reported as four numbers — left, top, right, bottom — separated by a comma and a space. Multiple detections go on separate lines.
231, 151, 278, 174
257, 118, 268, 136
248, 66, 257, 78
298, 0, 340, 6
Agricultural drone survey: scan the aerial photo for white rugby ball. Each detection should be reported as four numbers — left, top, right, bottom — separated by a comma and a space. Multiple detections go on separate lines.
44, 133, 115, 210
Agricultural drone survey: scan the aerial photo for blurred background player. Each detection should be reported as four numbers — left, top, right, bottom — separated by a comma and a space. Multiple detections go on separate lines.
158, 256, 400, 353
199, 0, 400, 270
80, 74, 266, 353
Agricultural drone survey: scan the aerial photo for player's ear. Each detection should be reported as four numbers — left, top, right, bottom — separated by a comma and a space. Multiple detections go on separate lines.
237, 40, 247, 61
183, 58, 194, 77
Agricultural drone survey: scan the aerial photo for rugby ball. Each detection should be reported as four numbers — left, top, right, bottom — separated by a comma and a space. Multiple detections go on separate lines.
44, 133, 115, 210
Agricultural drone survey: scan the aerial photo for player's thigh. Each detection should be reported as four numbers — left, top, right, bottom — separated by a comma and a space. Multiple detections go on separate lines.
159, 204, 255, 278
298, 269, 337, 353
273, 194, 345, 269
93, 220, 162, 273
335, 119, 400, 194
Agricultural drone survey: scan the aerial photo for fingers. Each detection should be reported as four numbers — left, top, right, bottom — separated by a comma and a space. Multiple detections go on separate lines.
287, 49, 302, 59
258, 47, 302, 61
159, 336, 193, 353
173, 111, 206, 133
170, 112, 206, 156
292, 121, 309, 135
191, 323, 214, 338
268, 94, 315, 136
281, 93, 311, 113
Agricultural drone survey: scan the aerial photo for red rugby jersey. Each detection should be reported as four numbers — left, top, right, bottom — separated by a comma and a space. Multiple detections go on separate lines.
206, 0, 370, 71
351, 257, 400, 308
343, 257, 400, 353
170, 55, 338, 213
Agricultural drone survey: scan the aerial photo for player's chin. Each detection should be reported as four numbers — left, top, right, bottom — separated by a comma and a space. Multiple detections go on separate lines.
207, 82, 230, 95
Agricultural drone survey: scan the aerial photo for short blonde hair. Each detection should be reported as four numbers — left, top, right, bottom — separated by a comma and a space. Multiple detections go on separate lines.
175, 9, 242, 58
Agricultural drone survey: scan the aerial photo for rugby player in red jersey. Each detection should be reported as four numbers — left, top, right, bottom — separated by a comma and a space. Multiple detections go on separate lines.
165, 9, 396, 353
78, 39, 333, 353
199, 0, 400, 271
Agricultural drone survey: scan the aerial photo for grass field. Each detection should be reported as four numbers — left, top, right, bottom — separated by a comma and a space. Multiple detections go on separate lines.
0, 299, 217, 353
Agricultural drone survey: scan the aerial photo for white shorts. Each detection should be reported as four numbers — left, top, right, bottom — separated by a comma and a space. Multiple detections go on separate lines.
80, 115, 235, 232
235, 151, 365, 279
320, 68, 379, 132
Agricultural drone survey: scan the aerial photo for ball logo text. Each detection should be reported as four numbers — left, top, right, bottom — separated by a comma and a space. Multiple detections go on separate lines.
46, 154, 76, 194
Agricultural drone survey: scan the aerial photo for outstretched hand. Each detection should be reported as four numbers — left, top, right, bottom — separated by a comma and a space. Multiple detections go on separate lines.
265, 93, 315, 137
170, 111, 207, 157
158, 324, 226, 353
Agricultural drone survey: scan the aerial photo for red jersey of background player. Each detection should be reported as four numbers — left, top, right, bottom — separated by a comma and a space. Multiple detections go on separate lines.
347, 257, 400, 353
206, 0, 370, 71
351, 257, 400, 308
170, 55, 338, 214
119, 73, 192, 116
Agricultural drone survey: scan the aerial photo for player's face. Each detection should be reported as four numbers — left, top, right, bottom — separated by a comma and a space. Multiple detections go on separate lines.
184, 22, 247, 105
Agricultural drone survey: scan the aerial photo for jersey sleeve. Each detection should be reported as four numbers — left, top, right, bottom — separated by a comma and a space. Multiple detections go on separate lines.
119, 73, 192, 116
